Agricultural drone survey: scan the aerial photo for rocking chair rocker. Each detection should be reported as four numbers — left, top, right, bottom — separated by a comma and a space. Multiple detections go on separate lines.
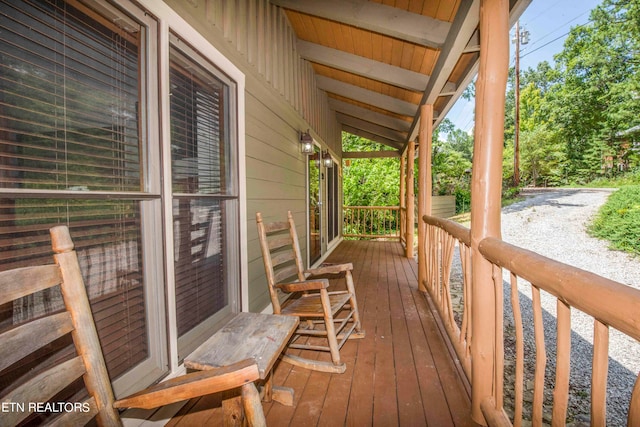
256, 211, 365, 374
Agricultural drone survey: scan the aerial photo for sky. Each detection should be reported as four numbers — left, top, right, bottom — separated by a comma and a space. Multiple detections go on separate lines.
445, 0, 603, 133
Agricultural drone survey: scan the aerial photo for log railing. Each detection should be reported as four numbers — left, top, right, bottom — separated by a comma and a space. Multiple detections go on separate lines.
399, 206, 407, 247
479, 237, 640, 426
421, 214, 640, 426
343, 206, 400, 240
421, 215, 472, 378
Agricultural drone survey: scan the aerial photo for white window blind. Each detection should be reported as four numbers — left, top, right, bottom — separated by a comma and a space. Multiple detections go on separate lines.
0, 0, 150, 399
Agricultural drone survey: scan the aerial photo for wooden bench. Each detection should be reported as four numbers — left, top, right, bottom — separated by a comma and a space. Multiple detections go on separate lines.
185, 312, 299, 420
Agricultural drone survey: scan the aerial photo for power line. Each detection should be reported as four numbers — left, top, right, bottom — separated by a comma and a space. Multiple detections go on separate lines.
520, 20, 592, 59
522, 10, 590, 51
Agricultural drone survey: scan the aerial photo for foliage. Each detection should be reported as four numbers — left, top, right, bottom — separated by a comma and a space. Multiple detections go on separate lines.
519, 125, 566, 186
433, 119, 473, 209
575, 167, 640, 187
454, 188, 471, 213
589, 186, 640, 255
342, 126, 474, 215
502, 0, 640, 186
342, 133, 400, 207
551, 0, 640, 182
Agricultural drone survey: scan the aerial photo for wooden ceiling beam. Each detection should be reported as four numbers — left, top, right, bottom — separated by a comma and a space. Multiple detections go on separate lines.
336, 113, 407, 142
316, 76, 417, 117
341, 125, 404, 150
297, 40, 429, 92
342, 150, 401, 159
407, 0, 480, 143
328, 99, 411, 133
271, 0, 451, 49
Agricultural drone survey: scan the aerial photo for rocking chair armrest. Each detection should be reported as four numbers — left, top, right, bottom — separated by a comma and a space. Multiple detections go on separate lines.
113, 359, 260, 410
305, 262, 353, 276
275, 279, 330, 293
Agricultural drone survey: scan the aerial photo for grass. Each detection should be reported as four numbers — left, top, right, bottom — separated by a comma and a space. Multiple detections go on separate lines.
588, 185, 640, 256
573, 168, 640, 188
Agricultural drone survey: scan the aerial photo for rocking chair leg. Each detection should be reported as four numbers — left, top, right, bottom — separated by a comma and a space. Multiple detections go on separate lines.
320, 290, 342, 366
345, 271, 364, 334
241, 382, 266, 427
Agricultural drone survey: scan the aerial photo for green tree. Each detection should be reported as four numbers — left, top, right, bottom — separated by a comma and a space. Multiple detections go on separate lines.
433, 119, 473, 195
549, 0, 640, 181
432, 119, 473, 212
342, 133, 400, 206
517, 83, 566, 186
504, 61, 565, 186
520, 126, 566, 186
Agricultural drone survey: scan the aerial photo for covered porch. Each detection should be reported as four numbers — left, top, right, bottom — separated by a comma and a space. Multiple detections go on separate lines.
2, 0, 639, 425
168, 240, 477, 426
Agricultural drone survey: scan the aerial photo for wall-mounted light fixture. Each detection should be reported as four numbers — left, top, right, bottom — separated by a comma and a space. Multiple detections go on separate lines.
323, 150, 333, 168
300, 129, 314, 155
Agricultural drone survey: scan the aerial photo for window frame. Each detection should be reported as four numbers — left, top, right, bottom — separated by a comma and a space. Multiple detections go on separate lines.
167, 34, 241, 360
0, 0, 168, 398
142, 0, 248, 372
0, 0, 248, 394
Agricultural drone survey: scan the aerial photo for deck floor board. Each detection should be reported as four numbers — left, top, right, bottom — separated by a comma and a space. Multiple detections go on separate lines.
167, 241, 476, 426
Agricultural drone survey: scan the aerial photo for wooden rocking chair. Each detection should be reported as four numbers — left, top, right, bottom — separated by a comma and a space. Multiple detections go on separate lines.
0, 226, 266, 427
256, 211, 365, 374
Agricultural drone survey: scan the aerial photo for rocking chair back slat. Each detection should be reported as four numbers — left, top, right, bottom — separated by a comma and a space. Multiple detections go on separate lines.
0, 311, 74, 372
2, 357, 88, 427
0, 264, 62, 305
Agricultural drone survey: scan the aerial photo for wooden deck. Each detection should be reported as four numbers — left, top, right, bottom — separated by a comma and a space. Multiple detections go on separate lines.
167, 241, 478, 426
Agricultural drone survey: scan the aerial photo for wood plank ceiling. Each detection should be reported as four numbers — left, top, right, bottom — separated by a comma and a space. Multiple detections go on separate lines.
270, 0, 530, 155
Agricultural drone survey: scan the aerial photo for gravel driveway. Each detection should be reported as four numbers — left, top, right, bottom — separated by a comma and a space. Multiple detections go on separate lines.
498, 188, 640, 425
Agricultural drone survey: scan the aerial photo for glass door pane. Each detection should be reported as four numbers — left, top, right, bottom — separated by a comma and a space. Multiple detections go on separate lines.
327, 161, 339, 243
309, 146, 321, 264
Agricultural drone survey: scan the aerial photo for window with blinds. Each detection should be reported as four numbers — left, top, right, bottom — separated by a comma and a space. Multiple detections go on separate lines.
0, 0, 242, 403
169, 42, 238, 354
0, 0, 154, 396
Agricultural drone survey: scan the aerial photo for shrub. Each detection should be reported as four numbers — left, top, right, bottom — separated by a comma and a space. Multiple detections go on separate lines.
588, 186, 640, 256
455, 188, 471, 214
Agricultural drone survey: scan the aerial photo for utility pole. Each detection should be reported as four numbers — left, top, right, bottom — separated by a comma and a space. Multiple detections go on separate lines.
513, 21, 529, 187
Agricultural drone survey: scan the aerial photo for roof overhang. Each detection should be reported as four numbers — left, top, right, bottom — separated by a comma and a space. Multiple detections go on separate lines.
271, 0, 531, 156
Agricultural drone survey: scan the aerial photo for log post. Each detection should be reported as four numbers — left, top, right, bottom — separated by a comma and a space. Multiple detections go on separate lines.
405, 140, 416, 258
417, 105, 433, 291
470, 0, 509, 423
400, 153, 406, 245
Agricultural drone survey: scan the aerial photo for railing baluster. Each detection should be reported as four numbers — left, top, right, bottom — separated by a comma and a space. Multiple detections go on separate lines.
435, 227, 442, 302
461, 243, 473, 366
592, 319, 609, 427
428, 225, 435, 294
532, 285, 546, 426
342, 206, 400, 240
629, 376, 640, 426
493, 265, 504, 411
552, 300, 571, 426
421, 215, 473, 380
443, 232, 455, 327
510, 273, 524, 427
